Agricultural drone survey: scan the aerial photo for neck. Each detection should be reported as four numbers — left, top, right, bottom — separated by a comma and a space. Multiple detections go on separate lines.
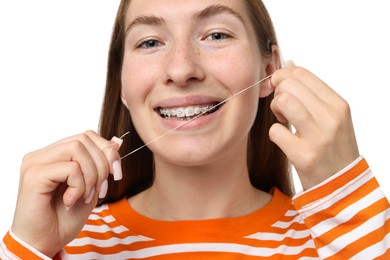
129, 147, 271, 220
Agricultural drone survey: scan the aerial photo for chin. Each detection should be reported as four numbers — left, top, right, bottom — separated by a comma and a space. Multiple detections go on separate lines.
152, 139, 239, 169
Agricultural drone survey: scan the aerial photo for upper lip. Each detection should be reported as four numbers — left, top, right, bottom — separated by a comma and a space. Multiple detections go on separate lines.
154, 95, 224, 109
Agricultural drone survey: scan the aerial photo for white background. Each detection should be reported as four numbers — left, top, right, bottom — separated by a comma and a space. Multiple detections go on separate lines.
1, 1, 389, 238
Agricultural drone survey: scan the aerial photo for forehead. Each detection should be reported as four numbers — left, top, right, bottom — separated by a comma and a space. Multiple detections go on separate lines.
125, 0, 250, 25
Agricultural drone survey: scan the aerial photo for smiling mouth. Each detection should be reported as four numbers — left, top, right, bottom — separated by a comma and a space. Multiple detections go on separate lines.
157, 103, 223, 121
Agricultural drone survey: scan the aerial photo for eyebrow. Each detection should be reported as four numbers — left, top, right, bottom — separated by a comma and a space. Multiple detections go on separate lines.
125, 16, 165, 35
125, 4, 244, 35
194, 4, 244, 23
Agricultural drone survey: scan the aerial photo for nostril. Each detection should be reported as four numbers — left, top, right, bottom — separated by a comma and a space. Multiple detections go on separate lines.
164, 51, 205, 87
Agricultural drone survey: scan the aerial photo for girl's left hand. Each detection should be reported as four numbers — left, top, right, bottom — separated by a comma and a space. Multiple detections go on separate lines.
269, 65, 360, 190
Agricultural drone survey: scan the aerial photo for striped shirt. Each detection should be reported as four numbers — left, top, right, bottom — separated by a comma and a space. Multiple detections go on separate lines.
1, 157, 390, 259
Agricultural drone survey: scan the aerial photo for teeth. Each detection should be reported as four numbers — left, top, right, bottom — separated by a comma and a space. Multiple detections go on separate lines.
159, 105, 214, 119
185, 107, 195, 117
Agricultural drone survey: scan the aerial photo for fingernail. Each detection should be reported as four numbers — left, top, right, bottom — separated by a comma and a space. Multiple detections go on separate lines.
99, 179, 108, 199
113, 160, 123, 181
267, 79, 275, 91
64, 198, 76, 211
64, 202, 74, 211
111, 136, 123, 148
284, 60, 295, 67
85, 187, 95, 204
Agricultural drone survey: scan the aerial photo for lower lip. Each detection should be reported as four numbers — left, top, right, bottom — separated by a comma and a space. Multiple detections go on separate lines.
157, 105, 224, 131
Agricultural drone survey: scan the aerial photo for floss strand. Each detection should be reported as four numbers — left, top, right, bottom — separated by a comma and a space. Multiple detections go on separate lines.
120, 74, 273, 159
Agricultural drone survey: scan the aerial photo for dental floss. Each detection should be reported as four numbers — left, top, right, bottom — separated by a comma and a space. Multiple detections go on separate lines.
101, 131, 130, 154
119, 74, 273, 160
119, 131, 131, 140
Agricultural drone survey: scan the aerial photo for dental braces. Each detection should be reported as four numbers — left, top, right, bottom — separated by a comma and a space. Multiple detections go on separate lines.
120, 74, 273, 159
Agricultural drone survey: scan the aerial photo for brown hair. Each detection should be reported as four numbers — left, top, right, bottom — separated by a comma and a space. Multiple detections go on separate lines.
98, 0, 294, 205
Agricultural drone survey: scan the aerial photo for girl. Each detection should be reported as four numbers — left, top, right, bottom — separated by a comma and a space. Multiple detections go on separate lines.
2, 0, 389, 259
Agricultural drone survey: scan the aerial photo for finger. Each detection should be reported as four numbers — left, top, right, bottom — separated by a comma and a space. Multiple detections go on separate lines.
26, 131, 116, 199
271, 66, 342, 106
58, 131, 121, 200
86, 131, 123, 181
102, 138, 123, 181
271, 67, 347, 131
270, 91, 314, 136
269, 123, 301, 164
43, 162, 86, 209
75, 131, 113, 198
83, 131, 123, 199
22, 137, 99, 201
273, 76, 325, 115
23, 130, 122, 200
24, 130, 107, 163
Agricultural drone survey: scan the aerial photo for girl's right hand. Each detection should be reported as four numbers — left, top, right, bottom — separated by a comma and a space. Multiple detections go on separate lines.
11, 130, 122, 257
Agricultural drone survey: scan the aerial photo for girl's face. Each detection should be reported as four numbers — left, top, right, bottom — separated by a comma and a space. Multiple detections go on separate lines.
121, 0, 272, 166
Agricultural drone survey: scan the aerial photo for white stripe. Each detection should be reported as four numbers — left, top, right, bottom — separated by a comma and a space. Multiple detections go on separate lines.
62, 240, 317, 259
311, 187, 385, 236
0, 243, 8, 259
0, 242, 20, 260
350, 231, 390, 259
285, 209, 298, 217
245, 229, 312, 241
81, 223, 127, 234
296, 168, 372, 215
7, 229, 52, 260
91, 204, 109, 214
271, 213, 305, 229
67, 235, 153, 248
294, 156, 363, 198
317, 208, 390, 259
88, 213, 115, 223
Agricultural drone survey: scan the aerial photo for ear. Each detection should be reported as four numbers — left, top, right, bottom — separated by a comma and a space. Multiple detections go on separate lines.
259, 45, 280, 98
121, 89, 129, 109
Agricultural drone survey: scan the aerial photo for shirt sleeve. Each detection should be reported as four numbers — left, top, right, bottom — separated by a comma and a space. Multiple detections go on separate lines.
0, 229, 63, 260
293, 156, 390, 259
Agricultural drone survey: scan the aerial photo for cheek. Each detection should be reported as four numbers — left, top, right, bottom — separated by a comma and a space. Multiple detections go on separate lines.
214, 49, 262, 130
207, 49, 262, 92
121, 56, 157, 109
120, 56, 162, 138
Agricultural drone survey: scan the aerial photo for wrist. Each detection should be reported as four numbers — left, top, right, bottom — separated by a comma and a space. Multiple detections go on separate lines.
9, 227, 59, 259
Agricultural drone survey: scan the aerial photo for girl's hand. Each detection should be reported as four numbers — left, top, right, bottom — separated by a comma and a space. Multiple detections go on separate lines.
11, 130, 122, 257
269, 65, 360, 190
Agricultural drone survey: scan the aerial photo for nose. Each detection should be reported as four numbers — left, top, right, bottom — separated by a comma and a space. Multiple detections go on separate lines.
163, 40, 205, 87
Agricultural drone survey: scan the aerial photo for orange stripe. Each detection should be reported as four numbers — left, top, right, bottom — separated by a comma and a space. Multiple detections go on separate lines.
294, 158, 369, 208
83, 220, 121, 229
65, 238, 313, 254
64, 244, 320, 259
65, 242, 319, 258
3, 232, 44, 260
85, 218, 122, 228
313, 198, 389, 247
76, 229, 135, 240
374, 247, 390, 260
244, 237, 312, 248
66, 229, 314, 255
323, 217, 390, 260
304, 177, 380, 227
91, 208, 112, 218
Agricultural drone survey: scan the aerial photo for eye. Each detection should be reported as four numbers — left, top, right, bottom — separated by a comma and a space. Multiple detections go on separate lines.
137, 39, 162, 49
205, 32, 231, 41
